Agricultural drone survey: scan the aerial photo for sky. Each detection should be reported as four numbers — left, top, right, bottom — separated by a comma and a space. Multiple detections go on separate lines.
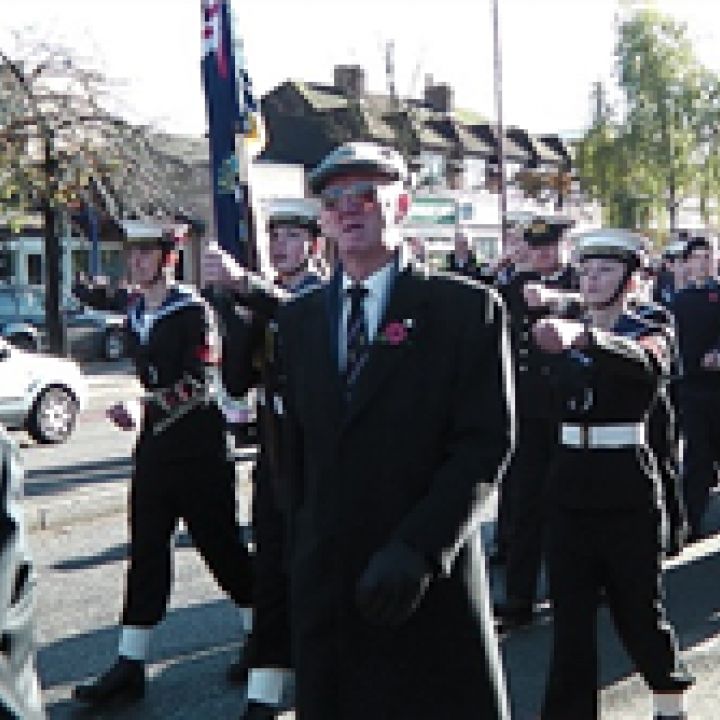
2, 0, 720, 138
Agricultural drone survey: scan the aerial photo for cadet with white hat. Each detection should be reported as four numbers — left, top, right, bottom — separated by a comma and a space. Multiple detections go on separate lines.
74, 227, 254, 708
264, 197, 324, 293
533, 229, 694, 720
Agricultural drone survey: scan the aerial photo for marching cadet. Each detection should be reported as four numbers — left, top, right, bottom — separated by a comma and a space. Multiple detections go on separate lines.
445, 230, 484, 279
203, 198, 324, 719
277, 141, 514, 719
73, 228, 254, 708
534, 229, 694, 720
493, 214, 578, 631
671, 234, 720, 539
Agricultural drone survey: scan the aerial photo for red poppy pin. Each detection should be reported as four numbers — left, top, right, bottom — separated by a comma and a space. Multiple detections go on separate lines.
378, 318, 414, 346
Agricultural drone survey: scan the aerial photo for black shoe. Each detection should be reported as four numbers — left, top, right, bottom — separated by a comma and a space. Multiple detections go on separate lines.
73, 657, 146, 706
240, 701, 282, 719
493, 602, 536, 632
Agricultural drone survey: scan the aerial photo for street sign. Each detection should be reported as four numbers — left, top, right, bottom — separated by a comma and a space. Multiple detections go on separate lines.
405, 197, 457, 226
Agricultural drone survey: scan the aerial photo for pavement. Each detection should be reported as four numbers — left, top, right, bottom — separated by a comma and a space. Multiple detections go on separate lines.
17, 362, 720, 718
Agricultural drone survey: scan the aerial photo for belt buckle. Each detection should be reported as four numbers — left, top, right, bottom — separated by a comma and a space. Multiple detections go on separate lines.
580, 424, 590, 448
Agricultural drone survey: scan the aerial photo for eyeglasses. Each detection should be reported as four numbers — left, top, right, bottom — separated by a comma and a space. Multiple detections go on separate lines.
320, 181, 380, 213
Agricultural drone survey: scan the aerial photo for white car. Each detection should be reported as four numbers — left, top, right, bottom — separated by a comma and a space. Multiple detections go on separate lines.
0, 427, 44, 718
0, 338, 88, 444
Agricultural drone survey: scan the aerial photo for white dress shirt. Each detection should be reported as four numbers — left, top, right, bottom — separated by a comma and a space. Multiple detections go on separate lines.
339, 261, 395, 370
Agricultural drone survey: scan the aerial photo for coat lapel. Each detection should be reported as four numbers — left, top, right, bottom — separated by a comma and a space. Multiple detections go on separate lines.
344, 264, 428, 426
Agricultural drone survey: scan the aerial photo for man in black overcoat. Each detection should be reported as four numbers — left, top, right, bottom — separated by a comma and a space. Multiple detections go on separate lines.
275, 142, 515, 720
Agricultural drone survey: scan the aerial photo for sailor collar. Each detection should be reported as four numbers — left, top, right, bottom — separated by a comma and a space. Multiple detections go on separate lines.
128, 284, 202, 344
612, 311, 650, 340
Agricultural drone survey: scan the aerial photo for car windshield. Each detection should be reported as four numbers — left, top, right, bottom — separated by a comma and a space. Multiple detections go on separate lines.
16, 290, 45, 317
0, 293, 16, 315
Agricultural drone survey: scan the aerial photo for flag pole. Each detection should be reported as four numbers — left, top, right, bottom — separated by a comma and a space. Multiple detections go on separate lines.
492, 0, 508, 254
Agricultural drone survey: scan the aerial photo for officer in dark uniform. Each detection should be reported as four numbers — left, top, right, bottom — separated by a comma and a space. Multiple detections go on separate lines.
73, 228, 254, 708
653, 240, 684, 308
671, 234, 720, 538
490, 213, 532, 563
494, 215, 578, 630
203, 199, 324, 720
534, 230, 693, 720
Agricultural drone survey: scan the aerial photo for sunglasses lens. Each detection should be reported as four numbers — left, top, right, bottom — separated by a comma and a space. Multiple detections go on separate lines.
321, 182, 378, 211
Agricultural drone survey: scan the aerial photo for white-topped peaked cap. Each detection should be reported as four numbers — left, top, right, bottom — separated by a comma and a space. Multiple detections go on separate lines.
123, 220, 185, 247
504, 211, 536, 230
265, 197, 321, 234
308, 142, 408, 194
574, 228, 649, 268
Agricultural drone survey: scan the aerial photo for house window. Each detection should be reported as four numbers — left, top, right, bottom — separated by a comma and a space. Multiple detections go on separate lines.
27, 254, 43, 285
419, 153, 445, 187
72, 249, 90, 277
0, 248, 14, 282
473, 237, 499, 261
464, 158, 486, 190
101, 248, 122, 281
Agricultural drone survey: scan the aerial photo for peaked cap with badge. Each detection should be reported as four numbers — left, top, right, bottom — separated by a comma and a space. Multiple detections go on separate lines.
522, 214, 574, 246
308, 141, 408, 194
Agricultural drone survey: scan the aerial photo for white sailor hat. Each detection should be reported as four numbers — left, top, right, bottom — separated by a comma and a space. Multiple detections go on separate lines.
574, 229, 648, 269
308, 142, 408, 194
662, 239, 686, 259
265, 198, 321, 235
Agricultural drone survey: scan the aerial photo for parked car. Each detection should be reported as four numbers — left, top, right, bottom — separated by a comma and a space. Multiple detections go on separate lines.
0, 337, 87, 444
0, 286, 126, 361
0, 426, 44, 718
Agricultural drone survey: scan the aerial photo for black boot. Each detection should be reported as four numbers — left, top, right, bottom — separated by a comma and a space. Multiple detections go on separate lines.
227, 642, 251, 685
73, 657, 146, 706
240, 701, 282, 719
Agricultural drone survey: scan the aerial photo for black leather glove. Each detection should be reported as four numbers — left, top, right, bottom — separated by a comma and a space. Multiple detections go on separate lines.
355, 541, 432, 627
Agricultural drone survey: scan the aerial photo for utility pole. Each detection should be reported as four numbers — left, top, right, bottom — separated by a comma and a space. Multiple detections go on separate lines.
492, 0, 508, 251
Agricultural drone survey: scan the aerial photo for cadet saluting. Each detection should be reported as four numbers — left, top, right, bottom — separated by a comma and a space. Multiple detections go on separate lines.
73, 228, 254, 708
493, 215, 578, 631
533, 230, 693, 720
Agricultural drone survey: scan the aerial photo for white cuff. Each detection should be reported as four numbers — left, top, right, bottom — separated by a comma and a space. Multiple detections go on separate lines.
246, 668, 295, 706
652, 692, 686, 715
118, 626, 151, 661
239, 606, 254, 633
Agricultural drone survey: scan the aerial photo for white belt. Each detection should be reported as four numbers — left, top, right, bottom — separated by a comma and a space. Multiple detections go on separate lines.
560, 423, 646, 449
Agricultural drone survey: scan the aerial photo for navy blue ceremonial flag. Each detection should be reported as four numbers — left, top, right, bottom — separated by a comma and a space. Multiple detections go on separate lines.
201, 0, 257, 265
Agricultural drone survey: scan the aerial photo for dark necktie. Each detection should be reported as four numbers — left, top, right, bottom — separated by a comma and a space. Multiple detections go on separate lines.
345, 284, 369, 396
